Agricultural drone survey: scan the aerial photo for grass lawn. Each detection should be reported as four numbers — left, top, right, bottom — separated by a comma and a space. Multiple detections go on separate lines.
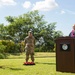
0, 52, 75, 75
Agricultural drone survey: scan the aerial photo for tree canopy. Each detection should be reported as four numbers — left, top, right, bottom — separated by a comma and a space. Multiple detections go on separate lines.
0, 10, 63, 52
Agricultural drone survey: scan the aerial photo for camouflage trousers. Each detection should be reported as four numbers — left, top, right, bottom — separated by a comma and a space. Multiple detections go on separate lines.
25, 46, 34, 62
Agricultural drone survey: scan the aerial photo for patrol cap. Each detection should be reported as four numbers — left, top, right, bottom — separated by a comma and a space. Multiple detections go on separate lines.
28, 31, 32, 33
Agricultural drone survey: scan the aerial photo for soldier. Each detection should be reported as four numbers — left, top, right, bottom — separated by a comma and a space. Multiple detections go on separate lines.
24, 31, 35, 64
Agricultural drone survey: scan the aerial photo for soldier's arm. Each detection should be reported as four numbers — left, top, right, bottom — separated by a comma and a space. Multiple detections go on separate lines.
34, 37, 36, 45
24, 38, 26, 46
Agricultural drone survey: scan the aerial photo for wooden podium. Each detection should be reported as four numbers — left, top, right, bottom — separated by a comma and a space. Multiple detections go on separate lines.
56, 37, 75, 73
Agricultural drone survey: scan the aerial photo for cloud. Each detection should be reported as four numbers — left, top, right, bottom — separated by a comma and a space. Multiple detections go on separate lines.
32, 0, 58, 11
60, 10, 66, 14
60, 9, 75, 15
66, 10, 75, 15
22, 1, 31, 9
0, 0, 16, 7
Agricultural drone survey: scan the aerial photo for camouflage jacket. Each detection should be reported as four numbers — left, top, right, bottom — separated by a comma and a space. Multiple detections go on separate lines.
24, 36, 35, 48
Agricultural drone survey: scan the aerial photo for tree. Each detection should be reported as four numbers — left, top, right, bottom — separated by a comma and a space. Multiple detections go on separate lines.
0, 24, 7, 40
5, 10, 46, 42
53, 30, 63, 40
0, 24, 5, 34
4, 10, 63, 52
35, 22, 57, 52
5, 16, 14, 23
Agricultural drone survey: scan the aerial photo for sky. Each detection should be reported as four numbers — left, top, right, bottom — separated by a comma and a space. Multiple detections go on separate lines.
0, 0, 75, 36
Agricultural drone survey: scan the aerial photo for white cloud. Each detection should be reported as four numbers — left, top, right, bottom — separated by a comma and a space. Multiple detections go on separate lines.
66, 9, 75, 15
22, 1, 31, 9
60, 9, 75, 15
32, 0, 58, 11
0, 0, 16, 7
60, 10, 66, 14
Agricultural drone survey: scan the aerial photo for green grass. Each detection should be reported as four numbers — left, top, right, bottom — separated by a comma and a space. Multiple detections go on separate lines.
0, 52, 75, 75
8, 52, 55, 59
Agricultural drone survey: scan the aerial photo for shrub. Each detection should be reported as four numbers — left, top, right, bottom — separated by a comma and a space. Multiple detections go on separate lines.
0, 41, 7, 59
0, 42, 6, 53
0, 40, 20, 53
35, 48, 40, 52
5, 41, 20, 53
53, 44, 56, 52
20, 41, 25, 52
0, 53, 5, 59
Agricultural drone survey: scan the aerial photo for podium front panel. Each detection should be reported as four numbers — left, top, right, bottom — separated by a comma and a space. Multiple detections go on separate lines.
56, 37, 75, 73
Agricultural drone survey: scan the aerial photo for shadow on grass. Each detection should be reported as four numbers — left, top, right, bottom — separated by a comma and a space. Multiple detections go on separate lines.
9, 67, 24, 70
35, 56, 55, 58
0, 66, 24, 70
36, 62, 56, 65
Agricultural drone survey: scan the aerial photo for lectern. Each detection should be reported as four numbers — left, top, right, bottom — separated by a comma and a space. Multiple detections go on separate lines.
56, 37, 75, 73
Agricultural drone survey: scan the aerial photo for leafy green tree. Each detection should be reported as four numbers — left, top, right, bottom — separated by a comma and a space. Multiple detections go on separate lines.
4, 10, 63, 52
35, 22, 57, 52
0, 24, 4, 34
53, 30, 63, 40
5, 16, 14, 23
5, 10, 46, 42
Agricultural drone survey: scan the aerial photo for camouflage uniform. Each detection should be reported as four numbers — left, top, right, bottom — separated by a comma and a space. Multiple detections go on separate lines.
24, 34, 35, 62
